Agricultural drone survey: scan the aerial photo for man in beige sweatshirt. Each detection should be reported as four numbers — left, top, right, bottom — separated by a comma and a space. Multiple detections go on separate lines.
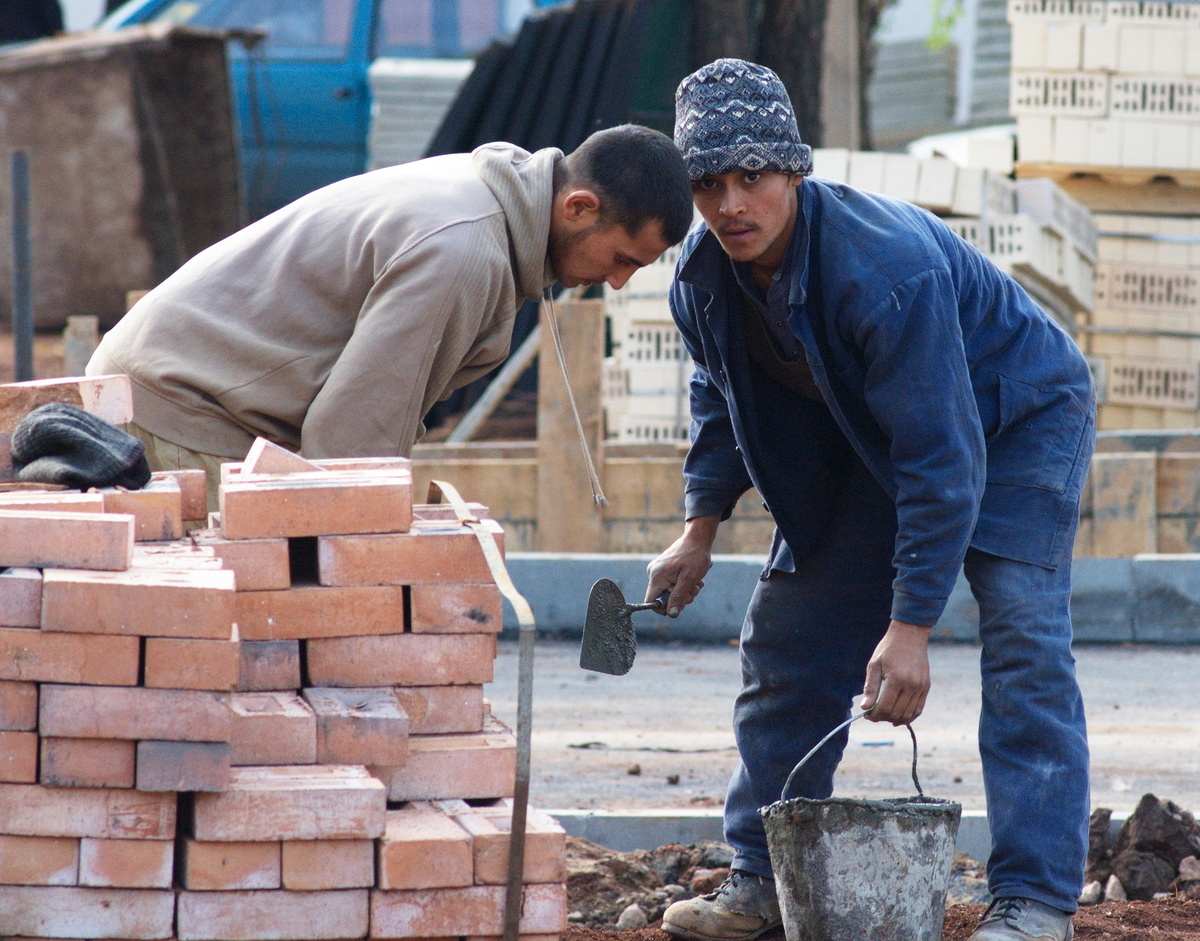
88, 125, 692, 503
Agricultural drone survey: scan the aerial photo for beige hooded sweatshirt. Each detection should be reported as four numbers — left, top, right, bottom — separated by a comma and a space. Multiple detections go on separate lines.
88, 144, 559, 459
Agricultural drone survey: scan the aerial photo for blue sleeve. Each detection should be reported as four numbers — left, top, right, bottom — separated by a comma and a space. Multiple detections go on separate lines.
853, 268, 985, 626
670, 279, 752, 522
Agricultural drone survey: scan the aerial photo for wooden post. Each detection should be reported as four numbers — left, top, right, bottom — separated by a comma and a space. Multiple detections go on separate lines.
63, 316, 100, 378
536, 298, 605, 552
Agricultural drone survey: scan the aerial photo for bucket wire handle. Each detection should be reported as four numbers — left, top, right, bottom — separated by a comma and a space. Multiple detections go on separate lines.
780, 709, 923, 802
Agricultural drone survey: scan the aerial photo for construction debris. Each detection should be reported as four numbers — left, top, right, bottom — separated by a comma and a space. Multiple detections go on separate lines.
1085, 793, 1200, 903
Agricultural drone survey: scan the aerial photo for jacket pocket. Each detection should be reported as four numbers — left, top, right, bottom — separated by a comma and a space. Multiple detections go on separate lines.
985, 373, 1085, 494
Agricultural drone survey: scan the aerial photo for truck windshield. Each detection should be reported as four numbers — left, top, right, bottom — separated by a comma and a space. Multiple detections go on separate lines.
143, 0, 355, 56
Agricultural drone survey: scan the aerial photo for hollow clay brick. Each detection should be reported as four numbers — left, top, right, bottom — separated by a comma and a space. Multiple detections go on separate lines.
316, 519, 502, 586
78, 837, 173, 888
454, 801, 567, 885
376, 802, 472, 890
0, 628, 139, 686
0, 730, 37, 782
369, 883, 567, 938
0, 885, 174, 938
192, 765, 385, 841
302, 687, 409, 766
182, 839, 281, 890
0, 510, 133, 571
152, 468, 208, 521
238, 639, 302, 691
411, 583, 503, 634
0, 679, 37, 730
144, 630, 240, 691
41, 567, 236, 639
305, 633, 494, 687
0, 567, 42, 626
40, 738, 136, 789
235, 585, 404, 640
281, 839, 374, 890
40, 685, 232, 742
0, 834, 79, 886
0, 783, 176, 839
220, 472, 413, 540
178, 888, 370, 941
100, 477, 183, 542
136, 740, 231, 792
191, 528, 290, 592
392, 685, 485, 735
377, 719, 515, 802
229, 691, 316, 766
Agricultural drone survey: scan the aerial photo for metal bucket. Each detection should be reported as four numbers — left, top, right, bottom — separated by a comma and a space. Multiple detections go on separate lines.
760, 712, 962, 941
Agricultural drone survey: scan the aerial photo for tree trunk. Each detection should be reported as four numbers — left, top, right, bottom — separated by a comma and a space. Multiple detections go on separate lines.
691, 0, 755, 64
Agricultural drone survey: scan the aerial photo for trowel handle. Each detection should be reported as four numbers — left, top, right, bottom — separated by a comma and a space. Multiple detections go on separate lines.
629, 589, 672, 613
779, 711, 924, 801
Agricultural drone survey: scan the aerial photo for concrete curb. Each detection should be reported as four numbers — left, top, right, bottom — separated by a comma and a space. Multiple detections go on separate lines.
504, 553, 1200, 643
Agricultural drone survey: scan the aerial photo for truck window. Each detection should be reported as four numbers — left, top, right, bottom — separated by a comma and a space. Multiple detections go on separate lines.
144, 0, 356, 57
374, 0, 502, 58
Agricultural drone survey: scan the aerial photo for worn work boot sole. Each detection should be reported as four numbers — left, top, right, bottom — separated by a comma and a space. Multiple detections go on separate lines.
662, 870, 783, 941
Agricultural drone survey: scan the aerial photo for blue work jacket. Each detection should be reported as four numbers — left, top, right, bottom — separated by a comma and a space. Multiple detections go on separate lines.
670, 178, 1095, 627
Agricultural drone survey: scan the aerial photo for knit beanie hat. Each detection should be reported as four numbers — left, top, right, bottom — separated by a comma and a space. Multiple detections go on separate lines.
11, 402, 151, 490
674, 58, 813, 182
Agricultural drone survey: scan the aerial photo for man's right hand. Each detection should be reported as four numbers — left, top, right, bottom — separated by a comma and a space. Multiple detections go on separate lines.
646, 514, 721, 616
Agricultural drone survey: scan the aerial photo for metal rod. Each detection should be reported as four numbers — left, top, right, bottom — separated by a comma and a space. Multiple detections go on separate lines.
10, 151, 33, 382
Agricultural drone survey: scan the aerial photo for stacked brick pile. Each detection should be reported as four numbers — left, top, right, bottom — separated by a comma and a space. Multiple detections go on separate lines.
0, 436, 566, 940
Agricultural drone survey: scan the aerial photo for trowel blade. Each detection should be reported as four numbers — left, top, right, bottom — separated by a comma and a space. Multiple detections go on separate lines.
580, 577, 637, 675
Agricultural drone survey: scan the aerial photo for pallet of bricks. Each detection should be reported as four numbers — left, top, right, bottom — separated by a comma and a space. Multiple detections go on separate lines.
1008, 0, 1200, 430
0, 377, 566, 940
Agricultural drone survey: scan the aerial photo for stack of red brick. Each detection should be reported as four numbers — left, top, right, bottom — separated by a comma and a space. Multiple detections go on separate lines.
0, 439, 566, 940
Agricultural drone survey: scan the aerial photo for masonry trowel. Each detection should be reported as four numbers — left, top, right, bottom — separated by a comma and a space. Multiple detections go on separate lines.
579, 578, 670, 675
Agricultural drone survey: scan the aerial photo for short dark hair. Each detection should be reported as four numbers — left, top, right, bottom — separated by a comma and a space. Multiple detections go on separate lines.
562, 124, 693, 246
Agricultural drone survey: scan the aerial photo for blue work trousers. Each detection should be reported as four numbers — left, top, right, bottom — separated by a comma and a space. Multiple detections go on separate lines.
723, 419, 1090, 914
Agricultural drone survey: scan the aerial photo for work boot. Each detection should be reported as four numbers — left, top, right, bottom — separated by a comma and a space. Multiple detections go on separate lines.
969, 898, 1074, 941
662, 869, 782, 941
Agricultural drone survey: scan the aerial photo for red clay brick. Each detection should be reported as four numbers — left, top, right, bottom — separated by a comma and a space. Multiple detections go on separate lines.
303, 687, 409, 766
0, 510, 133, 571
220, 472, 413, 540
78, 838, 173, 888
144, 630, 240, 690
454, 801, 566, 885
100, 477, 183, 542
306, 634, 494, 687
178, 888, 369, 940
369, 883, 567, 938
0, 679, 37, 730
316, 519, 503, 586
0, 628, 139, 686
40, 685, 232, 742
0, 375, 134, 431
392, 685, 485, 735
412, 501, 490, 522
236, 584, 404, 640
0, 568, 41, 627
152, 468, 208, 521
0, 730, 37, 782
224, 456, 413, 480
378, 719, 515, 802
130, 542, 222, 570
377, 802, 472, 890
0, 492, 104, 514
0, 834, 79, 885
182, 839, 281, 890
411, 583, 503, 634
191, 527, 290, 591
0, 885, 174, 938
281, 839, 374, 890
237, 639, 302, 690
41, 567, 236, 639
243, 437, 322, 475
136, 740, 231, 792
40, 738, 136, 789
229, 691, 316, 766
0, 784, 176, 839
192, 765, 385, 841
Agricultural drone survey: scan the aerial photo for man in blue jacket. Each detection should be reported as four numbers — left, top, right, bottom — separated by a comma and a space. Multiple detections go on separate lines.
649, 60, 1093, 941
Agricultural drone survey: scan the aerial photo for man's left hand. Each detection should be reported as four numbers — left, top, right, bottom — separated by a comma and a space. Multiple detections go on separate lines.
861, 620, 932, 726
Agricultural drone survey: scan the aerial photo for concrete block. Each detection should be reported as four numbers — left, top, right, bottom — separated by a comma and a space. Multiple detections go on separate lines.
1045, 21, 1082, 69
0, 833, 78, 886
847, 150, 885, 194
40, 737, 136, 789
0, 783, 176, 839
281, 839, 374, 890
1120, 119, 1157, 169
1117, 24, 1154, 73
242, 437, 322, 475
1150, 26, 1186, 75
411, 582, 502, 634
1070, 557, 1135, 641
378, 719, 515, 802
303, 687, 409, 766
966, 138, 1014, 175
950, 165, 987, 216
192, 765, 386, 841
41, 685, 231, 742
1011, 21, 1048, 69
1053, 116, 1092, 165
0, 730, 37, 782
0, 679, 37, 730
0, 885, 174, 938
455, 801, 566, 885
182, 839, 281, 890
78, 837, 173, 888
1087, 118, 1122, 167
881, 153, 920, 202
0, 628, 139, 686
177, 888, 369, 940
220, 472, 413, 540
1156, 122, 1190, 172
1090, 452, 1157, 556
192, 527, 290, 591
377, 802, 473, 890
1132, 554, 1200, 642
229, 691, 317, 766
144, 630, 240, 690
152, 468, 208, 521
136, 740, 231, 792
235, 584, 404, 640
0, 510, 133, 571
369, 883, 566, 938
1083, 23, 1118, 71
393, 685, 486, 735
811, 147, 850, 183
1017, 115, 1055, 163
316, 520, 502, 586
100, 477, 183, 542
306, 633, 495, 687
0, 375, 133, 432
0, 567, 40, 626
914, 157, 957, 213
238, 639, 303, 691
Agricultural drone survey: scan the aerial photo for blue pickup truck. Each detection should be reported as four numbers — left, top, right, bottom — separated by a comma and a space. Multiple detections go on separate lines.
102, 0, 568, 218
